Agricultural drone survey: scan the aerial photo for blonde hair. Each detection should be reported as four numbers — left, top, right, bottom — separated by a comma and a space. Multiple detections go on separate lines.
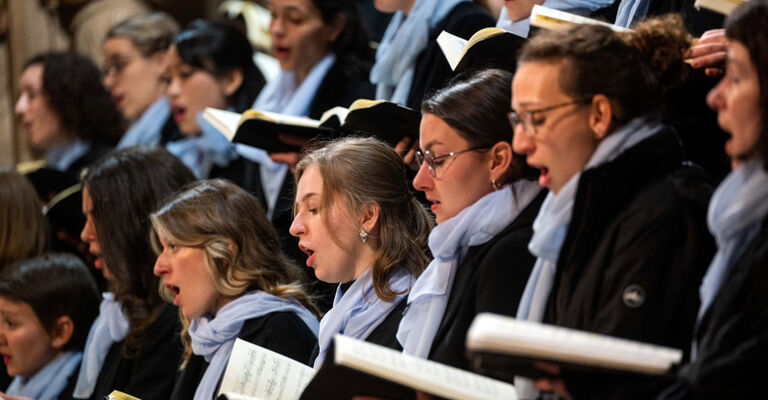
295, 137, 433, 301
150, 179, 318, 362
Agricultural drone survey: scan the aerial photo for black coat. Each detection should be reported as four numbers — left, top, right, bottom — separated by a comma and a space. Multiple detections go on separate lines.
658, 216, 768, 400
86, 304, 183, 400
170, 311, 317, 400
543, 128, 716, 399
405, 2, 495, 109
427, 190, 546, 370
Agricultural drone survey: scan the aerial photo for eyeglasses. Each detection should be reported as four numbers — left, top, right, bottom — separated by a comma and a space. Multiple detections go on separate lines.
508, 98, 592, 138
415, 145, 491, 177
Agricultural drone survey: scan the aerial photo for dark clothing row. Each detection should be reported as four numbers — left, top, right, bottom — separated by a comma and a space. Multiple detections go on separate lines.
546, 129, 716, 399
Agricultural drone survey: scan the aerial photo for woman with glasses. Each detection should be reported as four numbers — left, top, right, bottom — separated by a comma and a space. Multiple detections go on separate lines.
290, 137, 433, 368
102, 12, 183, 150
511, 15, 715, 399
397, 68, 545, 371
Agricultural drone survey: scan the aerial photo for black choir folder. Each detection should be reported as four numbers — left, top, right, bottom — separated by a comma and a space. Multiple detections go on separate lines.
203, 99, 420, 153
466, 313, 683, 381
436, 27, 526, 73
216, 336, 518, 400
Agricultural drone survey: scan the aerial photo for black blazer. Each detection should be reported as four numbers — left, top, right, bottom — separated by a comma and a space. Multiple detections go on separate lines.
658, 216, 768, 400
426, 190, 546, 370
405, 2, 495, 108
544, 128, 716, 399
86, 304, 183, 400
170, 311, 317, 400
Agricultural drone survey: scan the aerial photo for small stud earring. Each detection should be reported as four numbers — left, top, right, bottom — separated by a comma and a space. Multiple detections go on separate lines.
492, 178, 501, 191
359, 228, 368, 244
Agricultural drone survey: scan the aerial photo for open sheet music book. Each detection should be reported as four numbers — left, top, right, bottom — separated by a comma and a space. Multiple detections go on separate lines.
530, 5, 632, 32
693, 0, 747, 15
217, 338, 315, 400
436, 28, 525, 72
203, 99, 419, 153
300, 335, 518, 400
466, 313, 683, 380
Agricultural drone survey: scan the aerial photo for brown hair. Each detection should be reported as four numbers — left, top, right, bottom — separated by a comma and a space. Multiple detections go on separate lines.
725, 0, 768, 167
421, 68, 538, 185
0, 168, 48, 272
150, 179, 318, 362
295, 137, 433, 301
519, 14, 692, 129
82, 147, 196, 359
105, 12, 180, 57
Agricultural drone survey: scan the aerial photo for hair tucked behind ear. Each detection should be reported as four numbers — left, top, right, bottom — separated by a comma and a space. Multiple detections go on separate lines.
520, 14, 692, 128
295, 137, 433, 301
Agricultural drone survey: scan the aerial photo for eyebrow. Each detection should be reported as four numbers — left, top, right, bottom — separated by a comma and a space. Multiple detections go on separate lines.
423, 140, 443, 152
298, 192, 319, 203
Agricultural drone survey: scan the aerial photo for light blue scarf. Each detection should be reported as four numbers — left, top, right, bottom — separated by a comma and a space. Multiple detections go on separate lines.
615, 0, 651, 28
166, 112, 238, 179
371, 0, 468, 105
6, 351, 82, 400
397, 180, 542, 358
314, 268, 413, 368
697, 159, 768, 323
514, 118, 662, 399
189, 290, 318, 400
241, 54, 337, 219
73, 293, 130, 399
117, 96, 171, 148
46, 138, 91, 172
495, 0, 614, 38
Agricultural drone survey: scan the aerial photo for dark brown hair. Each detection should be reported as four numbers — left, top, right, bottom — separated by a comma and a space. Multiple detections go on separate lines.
0, 168, 48, 272
519, 14, 692, 129
0, 253, 99, 351
24, 52, 124, 145
295, 137, 433, 301
82, 147, 196, 358
421, 68, 538, 185
150, 179, 318, 361
725, 0, 768, 166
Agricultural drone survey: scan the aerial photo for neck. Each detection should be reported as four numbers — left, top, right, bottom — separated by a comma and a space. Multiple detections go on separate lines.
402, 0, 417, 15
294, 51, 331, 87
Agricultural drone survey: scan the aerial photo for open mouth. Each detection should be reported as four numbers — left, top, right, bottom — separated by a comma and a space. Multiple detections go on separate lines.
171, 105, 186, 123
273, 46, 290, 61
298, 243, 315, 267
165, 283, 181, 305
2, 354, 11, 365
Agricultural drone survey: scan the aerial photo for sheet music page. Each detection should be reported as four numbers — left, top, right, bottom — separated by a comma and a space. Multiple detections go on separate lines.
218, 338, 316, 400
334, 335, 517, 400
203, 108, 242, 141
436, 31, 468, 71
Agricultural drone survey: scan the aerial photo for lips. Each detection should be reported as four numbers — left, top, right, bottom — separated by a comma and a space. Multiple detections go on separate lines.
2, 354, 10, 365
164, 283, 181, 305
111, 94, 124, 107
273, 46, 290, 61
171, 105, 186, 123
298, 243, 315, 267
538, 167, 551, 187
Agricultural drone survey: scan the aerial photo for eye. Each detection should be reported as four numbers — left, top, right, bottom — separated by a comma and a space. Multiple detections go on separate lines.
530, 112, 546, 127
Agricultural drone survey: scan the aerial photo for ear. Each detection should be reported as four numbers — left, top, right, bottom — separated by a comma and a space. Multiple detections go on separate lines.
359, 202, 381, 236
588, 94, 613, 140
49, 315, 74, 350
218, 68, 244, 98
150, 50, 169, 76
488, 141, 514, 184
326, 13, 347, 43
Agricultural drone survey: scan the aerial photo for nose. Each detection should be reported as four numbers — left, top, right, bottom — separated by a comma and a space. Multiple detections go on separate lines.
412, 161, 434, 193
706, 79, 726, 112
166, 75, 181, 99
269, 16, 285, 38
512, 125, 535, 155
14, 93, 27, 116
103, 70, 116, 90
154, 251, 169, 277
80, 217, 95, 244
289, 212, 305, 237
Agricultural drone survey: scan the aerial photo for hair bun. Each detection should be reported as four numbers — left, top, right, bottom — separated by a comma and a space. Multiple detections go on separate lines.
622, 14, 692, 92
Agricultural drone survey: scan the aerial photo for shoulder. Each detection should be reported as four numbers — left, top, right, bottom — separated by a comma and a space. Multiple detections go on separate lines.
239, 311, 317, 365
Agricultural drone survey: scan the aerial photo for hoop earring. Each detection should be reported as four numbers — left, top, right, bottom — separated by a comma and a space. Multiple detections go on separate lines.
359, 228, 368, 244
